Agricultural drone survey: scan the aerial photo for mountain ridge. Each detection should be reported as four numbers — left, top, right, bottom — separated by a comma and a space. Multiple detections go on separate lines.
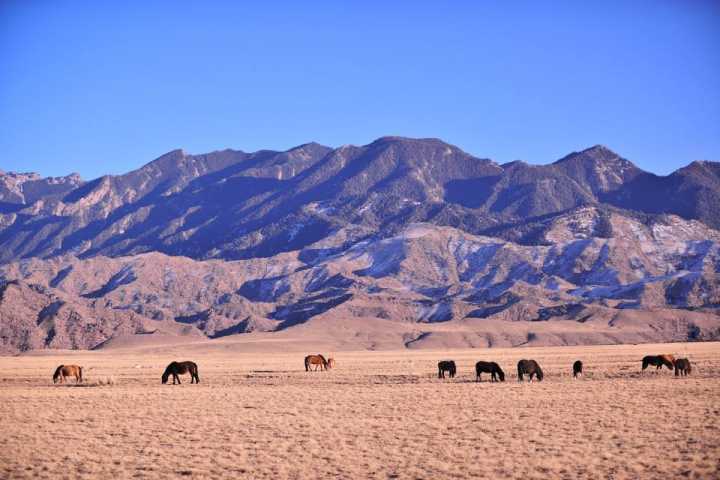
1, 137, 719, 352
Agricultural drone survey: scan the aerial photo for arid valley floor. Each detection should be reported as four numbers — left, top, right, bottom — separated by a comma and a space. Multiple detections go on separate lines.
1, 340, 718, 479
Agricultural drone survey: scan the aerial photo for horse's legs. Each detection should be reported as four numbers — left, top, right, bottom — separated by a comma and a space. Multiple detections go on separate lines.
476, 373, 481, 382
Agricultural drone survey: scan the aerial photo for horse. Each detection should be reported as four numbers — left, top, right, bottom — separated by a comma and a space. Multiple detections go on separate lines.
438, 360, 456, 379
674, 358, 692, 376
304, 354, 328, 372
326, 357, 336, 369
573, 360, 583, 378
641, 355, 675, 372
53, 365, 83, 384
161, 361, 199, 384
517, 359, 543, 382
475, 361, 505, 382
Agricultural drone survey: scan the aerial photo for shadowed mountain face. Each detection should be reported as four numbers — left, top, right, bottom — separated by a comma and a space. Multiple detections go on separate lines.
1, 137, 719, 352
1, 137, 719, 262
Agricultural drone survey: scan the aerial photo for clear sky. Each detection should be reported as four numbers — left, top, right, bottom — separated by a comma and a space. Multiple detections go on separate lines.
1, 1, 719, 179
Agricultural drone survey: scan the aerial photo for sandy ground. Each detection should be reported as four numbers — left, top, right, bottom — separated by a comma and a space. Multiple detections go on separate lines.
1, 342, 719, 479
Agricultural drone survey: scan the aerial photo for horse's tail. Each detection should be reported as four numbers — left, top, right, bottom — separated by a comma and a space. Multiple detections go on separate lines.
304, 356, 309, 372
79, 367, 83, 383
517, 363, 523, 381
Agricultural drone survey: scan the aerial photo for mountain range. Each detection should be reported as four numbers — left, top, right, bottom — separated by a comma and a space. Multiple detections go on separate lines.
1, 137, 719, 353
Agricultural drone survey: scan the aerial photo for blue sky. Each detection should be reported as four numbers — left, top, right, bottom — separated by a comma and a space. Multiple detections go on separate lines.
1, 1, 719, 179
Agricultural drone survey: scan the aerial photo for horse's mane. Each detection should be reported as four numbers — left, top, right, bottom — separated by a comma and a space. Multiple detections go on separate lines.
53, 365, 64, 378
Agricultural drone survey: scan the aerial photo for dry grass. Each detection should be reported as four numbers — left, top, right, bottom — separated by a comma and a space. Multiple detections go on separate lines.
1, 342, 719, 479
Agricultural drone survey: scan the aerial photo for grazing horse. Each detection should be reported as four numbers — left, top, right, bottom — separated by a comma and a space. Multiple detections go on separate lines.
573, 360, 583, 378
161, 361, 199, 384
304, 354, 328, 372
326, 357, 336, 369
438, 360, 456, 379
674, 358, 692, 376
641, 355, 675, 372
475, 361, 505, 382
517, 359, 544, 382
53, 365, 83, 384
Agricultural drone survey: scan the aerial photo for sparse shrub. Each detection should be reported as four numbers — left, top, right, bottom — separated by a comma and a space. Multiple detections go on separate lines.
96, 376, 117, 386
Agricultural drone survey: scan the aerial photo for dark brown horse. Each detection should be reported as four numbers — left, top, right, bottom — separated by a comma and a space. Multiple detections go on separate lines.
642, 355, 675, 372
517, 359, 543, 382
53, 365, 83, 384
438, 360, 456, 379
573, 360, 583, 378
161, 361, 199, 384
475, 361, 505, 382
304, 354, 328, 371
674, 358, 692, 376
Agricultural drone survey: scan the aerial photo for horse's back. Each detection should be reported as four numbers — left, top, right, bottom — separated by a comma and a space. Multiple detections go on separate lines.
475, 361, 495, 372
63, 364, 82, 374
178, 361, 197, 372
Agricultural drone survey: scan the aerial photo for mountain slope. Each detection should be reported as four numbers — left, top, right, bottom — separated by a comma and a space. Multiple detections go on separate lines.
2, 138, 719, 263
2, 208, 719, 353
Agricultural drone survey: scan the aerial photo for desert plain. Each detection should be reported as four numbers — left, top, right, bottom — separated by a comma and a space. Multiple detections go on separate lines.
1, 338, 718, 480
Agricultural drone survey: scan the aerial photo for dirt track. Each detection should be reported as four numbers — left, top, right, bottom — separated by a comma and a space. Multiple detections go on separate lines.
1, 342, 718, 479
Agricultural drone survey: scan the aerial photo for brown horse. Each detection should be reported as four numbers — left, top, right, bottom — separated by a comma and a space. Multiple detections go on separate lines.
674, 358, 692, 376
326, 357, 336, 369
517, 359, 543, 382
53, 365, 83, 384
475, 361, 505, 382
642, 355, 675, 372
161, 361, 199, 384
438, 360, 456, 379
304, 354, 328, 371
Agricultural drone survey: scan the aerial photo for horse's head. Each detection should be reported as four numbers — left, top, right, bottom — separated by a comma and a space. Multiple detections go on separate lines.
498, 369, 505, 382
52, 366, 62, 383
536, 368, 544, 381
161, 370, 170, 384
